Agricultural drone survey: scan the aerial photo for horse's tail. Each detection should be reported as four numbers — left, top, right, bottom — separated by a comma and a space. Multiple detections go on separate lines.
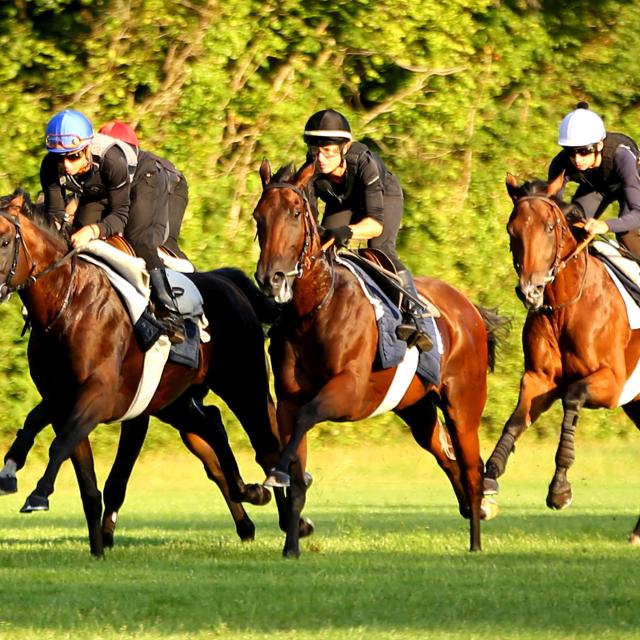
213, 267, 281, 325
475, 306, 512, 372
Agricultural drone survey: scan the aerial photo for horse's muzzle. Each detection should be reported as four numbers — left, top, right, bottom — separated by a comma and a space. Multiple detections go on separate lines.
254, 270, 292, 304
516, 281, 545, 310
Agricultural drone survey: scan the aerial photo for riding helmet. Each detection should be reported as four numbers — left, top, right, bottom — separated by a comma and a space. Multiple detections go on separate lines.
45, 109, 94, 154
557, 102, 606, 147
303, 109, 353, 146
99, 120, 140, 148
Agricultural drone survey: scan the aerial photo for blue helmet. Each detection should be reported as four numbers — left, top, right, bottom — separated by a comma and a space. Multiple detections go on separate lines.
45, 109, 94, 154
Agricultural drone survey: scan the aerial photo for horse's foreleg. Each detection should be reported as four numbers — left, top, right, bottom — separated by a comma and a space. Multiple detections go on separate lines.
1, 401, 51, 495
68, 437, 103, 557
102, 416, 150, 548
282, 454, 313, 558
547, 372, 615, 511
484, 372, 557, 492
621, 401, 640, 544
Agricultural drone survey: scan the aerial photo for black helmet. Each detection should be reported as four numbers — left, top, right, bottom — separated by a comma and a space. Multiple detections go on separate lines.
303, 109, 352, 146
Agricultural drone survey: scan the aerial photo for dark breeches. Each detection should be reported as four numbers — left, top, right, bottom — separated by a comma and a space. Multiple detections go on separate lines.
322, 191, 406, 271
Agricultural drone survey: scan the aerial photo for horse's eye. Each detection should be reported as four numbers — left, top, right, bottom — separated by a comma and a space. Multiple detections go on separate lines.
547, 222, 555, 234
293, 208, 301, 218
1, 239, 9, 248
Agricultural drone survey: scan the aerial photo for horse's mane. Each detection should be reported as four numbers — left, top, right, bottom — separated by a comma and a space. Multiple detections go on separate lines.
272, 163, 297, 183
515, 178, 585, 226
0, 188, 68, 239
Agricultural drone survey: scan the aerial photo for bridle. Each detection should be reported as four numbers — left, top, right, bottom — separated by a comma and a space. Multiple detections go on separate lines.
0, 210, 78, 332
261, 181, 335, 315
512, 195, 592, 311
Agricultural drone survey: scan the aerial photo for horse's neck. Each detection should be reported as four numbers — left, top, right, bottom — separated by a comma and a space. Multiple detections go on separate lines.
292, 259, 335, 319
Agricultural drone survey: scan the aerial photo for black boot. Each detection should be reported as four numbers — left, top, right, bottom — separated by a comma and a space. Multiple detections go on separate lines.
149, 268, 186, 344
395, 269, 432, 352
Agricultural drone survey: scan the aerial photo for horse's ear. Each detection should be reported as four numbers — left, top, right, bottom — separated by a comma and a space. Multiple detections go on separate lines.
259, 158, 272, 187
505, 173, 520, 203
8, 189, 26, 214
546, 171, 565, 198
293, 162, 316, 190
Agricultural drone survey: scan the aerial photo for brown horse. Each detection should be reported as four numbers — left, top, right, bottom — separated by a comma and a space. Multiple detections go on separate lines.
0, 189, 287, 556
253, 160, 505, 557
483, 173, 640, 545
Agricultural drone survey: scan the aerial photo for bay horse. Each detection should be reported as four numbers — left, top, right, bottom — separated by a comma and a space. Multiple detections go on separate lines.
483, 172, 640, 545
253, 160, 505, 557
0, 189, 289, 556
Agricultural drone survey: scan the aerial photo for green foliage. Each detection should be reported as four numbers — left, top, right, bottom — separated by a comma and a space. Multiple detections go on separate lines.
2, 1, 640, 447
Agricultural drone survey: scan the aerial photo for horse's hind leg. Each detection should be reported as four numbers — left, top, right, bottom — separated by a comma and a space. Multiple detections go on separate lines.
397, 400, 469, 515
101, 416, 150, 548
620, 400, 640, 544
159, 399, 261, 541
1, 401, 51, 494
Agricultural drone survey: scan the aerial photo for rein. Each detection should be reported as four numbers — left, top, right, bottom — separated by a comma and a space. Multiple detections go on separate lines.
515, 195, 593, 312
0, 210, 79, 332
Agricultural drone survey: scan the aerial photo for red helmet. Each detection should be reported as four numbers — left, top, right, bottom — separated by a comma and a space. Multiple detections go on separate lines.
98, 120, 140, 148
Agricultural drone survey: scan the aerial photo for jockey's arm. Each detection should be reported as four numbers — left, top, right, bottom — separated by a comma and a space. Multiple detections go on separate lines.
349, 216, 383, 241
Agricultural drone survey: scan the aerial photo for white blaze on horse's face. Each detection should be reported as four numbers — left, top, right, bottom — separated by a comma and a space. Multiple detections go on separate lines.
508, 199, 559, 310
253, 188, 305, 303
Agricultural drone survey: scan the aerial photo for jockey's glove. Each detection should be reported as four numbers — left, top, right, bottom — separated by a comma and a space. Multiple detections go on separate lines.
320, 225, 353, 248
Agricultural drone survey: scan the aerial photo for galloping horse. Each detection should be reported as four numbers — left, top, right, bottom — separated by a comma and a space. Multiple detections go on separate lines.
483, 173, 640, 545
253, 160, 505, 556
0, 189, 286, 556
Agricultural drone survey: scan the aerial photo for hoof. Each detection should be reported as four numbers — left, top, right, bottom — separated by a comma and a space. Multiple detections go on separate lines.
102, 512, 117, 549
546, 489, 573, 511
481, 497, 500, 521
0, 475, 18, 495
244, 483, 272, 506
237, 516, 256, 542
483, 476, 499, 496
282, 547, 300, 559
20, 493, 49, 513
299, 516, 315, 539
629, 532, 640, 546
304, 471, 313, 488
263, 469, 290, 488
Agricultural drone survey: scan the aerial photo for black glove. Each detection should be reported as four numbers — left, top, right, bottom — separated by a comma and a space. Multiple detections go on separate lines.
320, 225, 353, 247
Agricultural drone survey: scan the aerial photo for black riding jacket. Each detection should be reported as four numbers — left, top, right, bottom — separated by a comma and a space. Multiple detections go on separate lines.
548, 132, 640, 234
307, 141, 402, 223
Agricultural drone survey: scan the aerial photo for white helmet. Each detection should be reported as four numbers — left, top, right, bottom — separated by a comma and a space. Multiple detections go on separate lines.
557, 102, 606, 147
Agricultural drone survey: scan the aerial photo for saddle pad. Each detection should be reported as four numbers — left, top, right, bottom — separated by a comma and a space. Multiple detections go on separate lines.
336, 256, 442, 388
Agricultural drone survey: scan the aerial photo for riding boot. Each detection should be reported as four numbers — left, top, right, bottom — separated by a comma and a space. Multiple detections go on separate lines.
395, 269, 433, 352
149, 268, 186, 344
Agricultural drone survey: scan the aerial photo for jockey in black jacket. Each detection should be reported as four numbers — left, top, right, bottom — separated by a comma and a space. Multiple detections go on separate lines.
303, 108, 431, 352
548, 101, 640, 256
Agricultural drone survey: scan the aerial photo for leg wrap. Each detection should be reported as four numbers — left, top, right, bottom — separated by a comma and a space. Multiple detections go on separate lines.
485, 432, 516, 478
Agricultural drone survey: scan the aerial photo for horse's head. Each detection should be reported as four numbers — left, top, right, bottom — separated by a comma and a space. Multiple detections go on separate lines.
253, 160, 319, 303
506, 172, 575, 310
0, 189, 37, 301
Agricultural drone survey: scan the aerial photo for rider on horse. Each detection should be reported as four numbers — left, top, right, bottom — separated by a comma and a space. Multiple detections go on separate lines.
40, 109, 185, 343
302, 108, 431, 352
548, 101, 640, 256
99, 120, 190, 262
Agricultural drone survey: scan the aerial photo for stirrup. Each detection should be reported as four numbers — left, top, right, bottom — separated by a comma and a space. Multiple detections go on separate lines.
158, 312, 186, 344
396, 323, 432, 352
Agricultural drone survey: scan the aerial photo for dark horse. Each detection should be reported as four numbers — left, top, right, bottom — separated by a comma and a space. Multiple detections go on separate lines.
0, 189, 286, 556
483, 173, 640, 545
253, 160, 506, 556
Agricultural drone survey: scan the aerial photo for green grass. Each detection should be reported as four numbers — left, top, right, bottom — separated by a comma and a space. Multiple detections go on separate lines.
0, 433, 639, 639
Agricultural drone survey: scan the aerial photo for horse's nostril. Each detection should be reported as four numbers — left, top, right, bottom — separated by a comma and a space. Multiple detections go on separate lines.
270, 272, 284, 286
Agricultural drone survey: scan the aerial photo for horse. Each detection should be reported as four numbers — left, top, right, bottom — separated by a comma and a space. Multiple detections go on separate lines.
0, 189, 289, 556
252, 160, 507, 557
483, 172, 640, 545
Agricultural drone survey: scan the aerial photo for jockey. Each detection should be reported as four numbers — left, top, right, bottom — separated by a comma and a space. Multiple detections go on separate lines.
99, 120, 190, 262
40, 109, 185, 343
548, 101, 640, 256
303, 108, 431, 351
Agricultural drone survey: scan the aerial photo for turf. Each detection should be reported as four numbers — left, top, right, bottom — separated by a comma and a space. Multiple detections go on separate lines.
0, 433, 638, 639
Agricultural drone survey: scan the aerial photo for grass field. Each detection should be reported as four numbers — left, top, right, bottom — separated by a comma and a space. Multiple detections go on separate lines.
0, 431, 639, 640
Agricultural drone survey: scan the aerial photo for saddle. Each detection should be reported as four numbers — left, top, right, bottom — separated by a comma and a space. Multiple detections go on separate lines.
340, 248, 439, 318
105, 235, 195, 273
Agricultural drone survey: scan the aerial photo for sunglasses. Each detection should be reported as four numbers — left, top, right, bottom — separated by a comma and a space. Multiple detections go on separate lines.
308, 145, 342, 159
564, 145, 597, 157
58, 150, 85, 161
